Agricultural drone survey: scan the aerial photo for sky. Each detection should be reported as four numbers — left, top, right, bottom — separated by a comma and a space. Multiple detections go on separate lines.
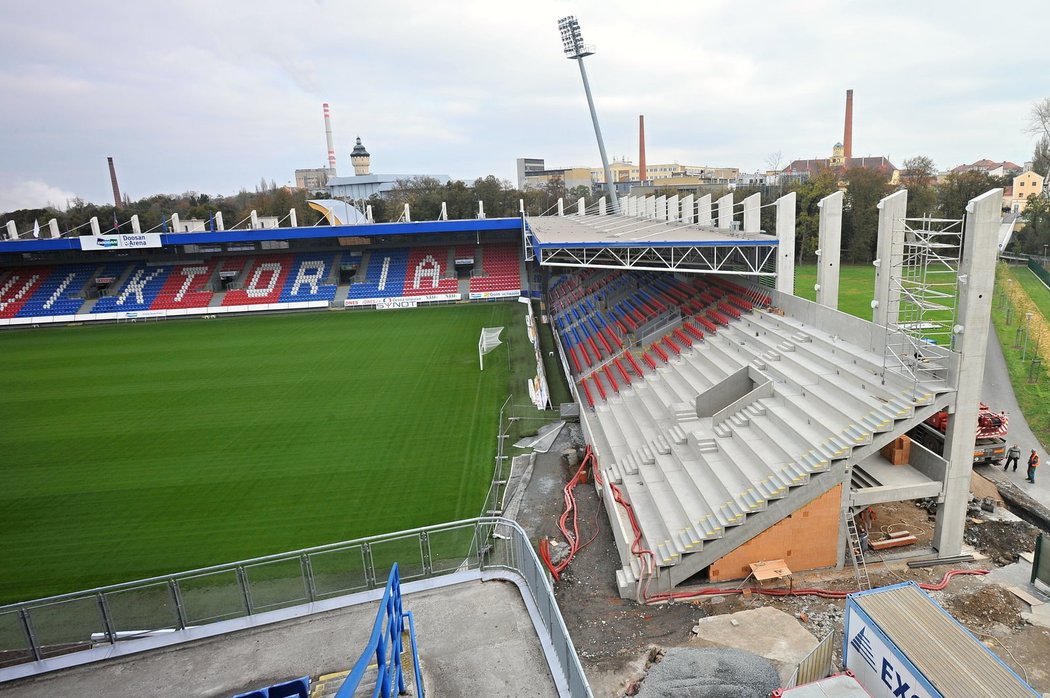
1, 0, 1047, 212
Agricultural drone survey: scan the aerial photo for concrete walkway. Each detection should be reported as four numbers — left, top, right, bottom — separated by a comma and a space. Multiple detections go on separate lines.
0, 581, 558, 698
980, 327, 1050, 510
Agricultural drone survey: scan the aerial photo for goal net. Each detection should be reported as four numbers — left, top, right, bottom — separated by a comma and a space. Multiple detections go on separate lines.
478, 327, 504, 370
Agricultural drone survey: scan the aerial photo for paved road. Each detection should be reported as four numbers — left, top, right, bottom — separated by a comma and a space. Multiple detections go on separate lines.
980, 326, 1050, 509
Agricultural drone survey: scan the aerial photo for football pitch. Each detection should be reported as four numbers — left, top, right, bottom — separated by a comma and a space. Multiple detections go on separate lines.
0, 303, 527, 603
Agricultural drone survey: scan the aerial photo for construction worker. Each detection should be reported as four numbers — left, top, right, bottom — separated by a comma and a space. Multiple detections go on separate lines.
1005, 444, 1021, 472
1027, 449, 1040, 484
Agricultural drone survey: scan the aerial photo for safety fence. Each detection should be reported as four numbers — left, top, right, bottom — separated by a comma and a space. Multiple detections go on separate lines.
0, 517, 591, 697
785, 630, 837, 688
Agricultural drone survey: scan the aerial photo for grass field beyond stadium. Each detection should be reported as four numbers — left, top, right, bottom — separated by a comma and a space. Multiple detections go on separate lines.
0, 304, 525, 603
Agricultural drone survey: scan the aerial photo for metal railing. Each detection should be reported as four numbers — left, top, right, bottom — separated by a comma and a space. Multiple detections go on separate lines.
337, 563, 423, 698
0, 517, 592, 697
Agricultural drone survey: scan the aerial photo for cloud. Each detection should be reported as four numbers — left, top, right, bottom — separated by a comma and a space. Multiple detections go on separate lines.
0, 181, 78, 214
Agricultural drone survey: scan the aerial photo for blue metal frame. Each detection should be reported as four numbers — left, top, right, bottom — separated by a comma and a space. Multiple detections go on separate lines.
336, 563, 424, 698
0, 218, 523, 254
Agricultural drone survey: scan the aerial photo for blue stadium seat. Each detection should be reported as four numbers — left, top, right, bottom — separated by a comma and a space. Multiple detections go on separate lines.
347, 249, 408, 299
279, 252, 338, 302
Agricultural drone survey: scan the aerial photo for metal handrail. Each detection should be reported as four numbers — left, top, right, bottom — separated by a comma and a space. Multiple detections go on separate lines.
0, 517, 592, 697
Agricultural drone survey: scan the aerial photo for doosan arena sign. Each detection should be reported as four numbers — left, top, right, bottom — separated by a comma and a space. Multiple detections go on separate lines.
80, 234, 162, 251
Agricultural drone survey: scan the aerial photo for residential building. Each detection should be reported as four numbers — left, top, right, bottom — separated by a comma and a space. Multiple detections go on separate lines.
1004, 170, 1046, 214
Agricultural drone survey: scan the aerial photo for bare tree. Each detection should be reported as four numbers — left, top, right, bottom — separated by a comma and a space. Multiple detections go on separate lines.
1026, 97, 1050, 140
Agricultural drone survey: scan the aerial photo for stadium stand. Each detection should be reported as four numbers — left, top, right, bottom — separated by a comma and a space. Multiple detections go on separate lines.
347, 248, 409, 300
278, 252, 338, 302
19, 265, 96, 316
151, 261, 219, 309
469, 243, 520, 296
93, 263, 173, 313
402, 246, 458, 297
0, 266, 51, 318
222, 255, 295, 306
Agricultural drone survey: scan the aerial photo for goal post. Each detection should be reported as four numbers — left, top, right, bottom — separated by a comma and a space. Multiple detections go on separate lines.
479, 326, 504, 370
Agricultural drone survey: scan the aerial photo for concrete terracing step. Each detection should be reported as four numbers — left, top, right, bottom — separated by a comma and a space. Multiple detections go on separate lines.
728, 413, 750, 428
791, 332, 811, 343
695, 438, 718, 453
673, 402, 697, 423
752, 358, 768, 370
777, 341, 795, 352
652, 434, 671, 455
620, 452, 640, 476
668, 425, 688, 444
713, 423, 732, 438
636, 443, 656, 465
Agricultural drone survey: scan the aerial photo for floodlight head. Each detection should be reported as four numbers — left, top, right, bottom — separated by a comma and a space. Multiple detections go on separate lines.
558, 15, 594, 58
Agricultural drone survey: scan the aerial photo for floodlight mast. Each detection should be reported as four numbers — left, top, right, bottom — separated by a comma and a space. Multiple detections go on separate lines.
557, 16, 620, 214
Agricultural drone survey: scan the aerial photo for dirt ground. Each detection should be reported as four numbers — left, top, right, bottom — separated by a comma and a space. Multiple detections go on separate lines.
513, 429, 1050, 697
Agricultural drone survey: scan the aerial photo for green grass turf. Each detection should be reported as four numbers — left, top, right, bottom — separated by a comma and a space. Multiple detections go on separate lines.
793, 264, 877, 320
0, 303, 527, 603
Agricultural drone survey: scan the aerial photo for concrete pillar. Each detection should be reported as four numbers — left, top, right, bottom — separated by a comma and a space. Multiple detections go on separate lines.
366, 205, 374, 223
403, 203, 411, 223
439, 202, 448, 221
680, 195, 694, 224
578, 197, 585, 215
598, 197, 607, 216
775, 192, 796, 296
816, 191, 844, 310
130, 215, 141, 235
717, 193, 734, 230
557, 198, 564, 217
656, 195, 667, 221
249, 210, 259, 229
667, 195, 679, 223
48, 219, 61, 238
933, 188, 1003, 555
215, 212, 225, 231
645, 196, 656, 220
289, 208, 298, 228
625, 196, 635, 217
478, 200, 485, 219
742, 192, 761, 233
90, 217, 101, 236
697, 194, 712, 227
5, 221, 17, 239
873, 189, 908, 326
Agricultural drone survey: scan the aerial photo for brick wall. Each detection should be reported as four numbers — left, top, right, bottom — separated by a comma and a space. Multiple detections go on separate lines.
708, 485, 842, 582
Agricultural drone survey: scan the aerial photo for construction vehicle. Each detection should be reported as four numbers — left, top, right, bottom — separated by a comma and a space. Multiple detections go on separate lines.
907, 402, 1008, 466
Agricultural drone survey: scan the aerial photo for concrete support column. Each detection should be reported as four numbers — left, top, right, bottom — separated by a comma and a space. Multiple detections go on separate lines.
366, 205, 374, 223
48, 219, 61, 238
716, 193, 733, 230
403, 204, 411, 223
933, 189, 1002, 555
598, 197, 607, 216
478, 201, 485, 219
289, 208, 298, 228
215, 212, 225, 231
578, 198, 585, 216
656, 195, 667, 221
680, 195, 693, 224
6, 221, 17, 239
249, 210, 259, 229
645, 196, 656, 220
742, 192, 761, 233
775, 192, 796, 296
667, 195, 679, 222
130, 215, 141, 235
873, 189, 908, 326
626, 196, 637, 217
89, 217, 101, 236
557, 198, 564, 217
439, 202, 448, 221
697, 194, 713, 227
816, 191, 844, 310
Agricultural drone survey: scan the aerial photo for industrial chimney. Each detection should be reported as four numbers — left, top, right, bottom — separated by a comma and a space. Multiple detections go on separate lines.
107, 157, 123, 209
639, 115, 647, 182
323, 103, 337, 175
843, 89, 853, 161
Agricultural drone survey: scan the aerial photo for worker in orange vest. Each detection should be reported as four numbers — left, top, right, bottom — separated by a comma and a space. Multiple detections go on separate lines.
1027, 450, 1040, 484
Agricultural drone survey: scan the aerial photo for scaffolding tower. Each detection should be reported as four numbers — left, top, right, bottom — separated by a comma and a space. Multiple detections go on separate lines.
882, 215, 963, 386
